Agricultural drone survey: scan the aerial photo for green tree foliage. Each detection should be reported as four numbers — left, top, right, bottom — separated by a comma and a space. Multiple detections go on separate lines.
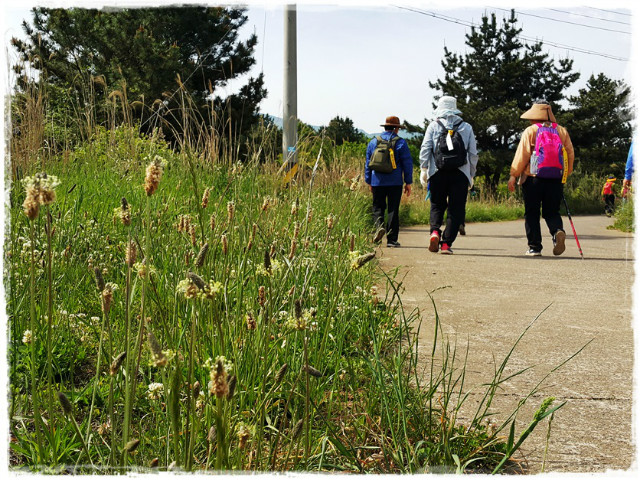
563, 73, 632, 177
429, 10, 579, 193
322, 115, 365, 146
11, 6, 266, 151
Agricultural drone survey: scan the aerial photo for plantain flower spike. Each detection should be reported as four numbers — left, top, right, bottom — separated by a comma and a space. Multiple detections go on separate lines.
195, 243, 209, 268
144, 155, 165, 196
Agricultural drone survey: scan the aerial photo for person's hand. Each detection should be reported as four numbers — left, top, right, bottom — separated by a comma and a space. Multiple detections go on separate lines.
404, 184, 412, 197
419, 168, 428, 188
507, 175, 517, 193
368, 184, 373, 193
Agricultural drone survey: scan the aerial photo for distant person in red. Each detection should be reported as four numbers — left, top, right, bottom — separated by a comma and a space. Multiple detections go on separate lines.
601, 175, 616, 216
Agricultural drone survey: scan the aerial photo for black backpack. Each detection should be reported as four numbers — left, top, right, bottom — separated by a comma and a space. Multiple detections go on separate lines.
369, 136, 400, 173
434, 119, 467, 171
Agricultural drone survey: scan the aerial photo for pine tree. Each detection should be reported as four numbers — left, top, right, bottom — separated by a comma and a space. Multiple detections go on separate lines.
12, 6, 266, 150
564, 73, 632, 176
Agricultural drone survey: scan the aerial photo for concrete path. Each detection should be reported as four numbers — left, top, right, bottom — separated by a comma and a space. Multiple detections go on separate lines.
379, 215, 635, 474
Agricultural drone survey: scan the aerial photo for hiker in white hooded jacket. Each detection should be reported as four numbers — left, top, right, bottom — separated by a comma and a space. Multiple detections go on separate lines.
419, 96, 478, 254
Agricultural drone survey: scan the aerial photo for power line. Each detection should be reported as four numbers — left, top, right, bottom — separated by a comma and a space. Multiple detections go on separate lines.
393, 5, 628, 62
547, 8, 631, 26
586, 6, 632, 17
493, 7, 631, 35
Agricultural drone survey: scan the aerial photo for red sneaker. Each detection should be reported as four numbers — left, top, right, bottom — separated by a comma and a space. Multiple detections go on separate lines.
440, 243, 453, 254
429, 231, 440, 252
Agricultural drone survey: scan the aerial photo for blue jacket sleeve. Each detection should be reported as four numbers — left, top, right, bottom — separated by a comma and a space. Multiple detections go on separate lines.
397, 138, 413, 184
625, 142, 634, 181
365, 138, 377, 185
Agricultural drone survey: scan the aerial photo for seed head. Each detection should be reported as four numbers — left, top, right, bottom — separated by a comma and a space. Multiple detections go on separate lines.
291, 199, 299, 216
294, 299, 303, 320
227, 201, 235, 223
227, 375, 237, 399
118, 197, 132, 226
275, 363, 288, 385
102, 285, 114, 314
292, 418, 304, 439
144, 156, 164, 196
23, 191, 40, 220
94, 267, 105, 291
189, 224, 197, 247
258, 285, 266, 307
306, 207, 313, 223
349, 233, 356, 252
209, 214, 216, 231
21, 173, 60, 220
303, 364, 323, 378
263, 249, 271, 274
187, 271, 207, 290
201, 187, 211, 209
149, 458, 159, 468
261, 196, 270, 212
57, 392, 73, 416
246, 312, 257, 330
126, 241, 137, 267
288, 239, 297, 260
147, 331, 167, 368
208, 425, 217, 443
351, 252, 376, 270
211, 359, 229, 398
237, 424, 251, 450
222, 234, 228, 255
326, 214, 335, 231
193, 381, 201, 399
22, 330, 33, 344
195, 243, 209, 268
293, 221, 300, 239
110, 351, 126, 376
124, 438, 140, 453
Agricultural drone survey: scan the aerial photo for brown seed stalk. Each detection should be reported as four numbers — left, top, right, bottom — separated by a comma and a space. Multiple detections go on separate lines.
195, 243, 209, 268
110, 351, 126, 376
57, 392, 73, 416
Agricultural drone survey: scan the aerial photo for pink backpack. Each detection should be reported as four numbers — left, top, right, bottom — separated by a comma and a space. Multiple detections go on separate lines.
530, 123, 565, 179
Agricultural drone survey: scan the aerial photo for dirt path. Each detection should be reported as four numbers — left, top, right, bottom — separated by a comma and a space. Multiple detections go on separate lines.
379, 215, 635, 474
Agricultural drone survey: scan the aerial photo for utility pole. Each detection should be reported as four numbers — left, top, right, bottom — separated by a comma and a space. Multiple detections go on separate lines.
282, 4, 298, 181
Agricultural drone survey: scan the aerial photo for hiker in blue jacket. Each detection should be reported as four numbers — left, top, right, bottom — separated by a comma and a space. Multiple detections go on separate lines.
622, 141, 633, 198
419, 96, 478, 254
365, 115, 413, 247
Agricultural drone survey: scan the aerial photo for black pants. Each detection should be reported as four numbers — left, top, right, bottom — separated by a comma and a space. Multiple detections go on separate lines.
522, 176, 564, 252
372, 185, 403, 242
604, 194, 615, 214
429, 169, 469, 246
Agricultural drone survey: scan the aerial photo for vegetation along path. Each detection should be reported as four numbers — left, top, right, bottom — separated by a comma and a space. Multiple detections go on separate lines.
380, 215, 634, 474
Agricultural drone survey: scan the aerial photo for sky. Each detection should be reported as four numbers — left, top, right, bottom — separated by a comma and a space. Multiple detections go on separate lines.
2, 0, 637, 134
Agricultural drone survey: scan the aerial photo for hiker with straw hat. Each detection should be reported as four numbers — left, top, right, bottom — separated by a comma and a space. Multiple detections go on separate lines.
508, 99, 575, 256
365, 115, 413, 248
419, 95, 478, 254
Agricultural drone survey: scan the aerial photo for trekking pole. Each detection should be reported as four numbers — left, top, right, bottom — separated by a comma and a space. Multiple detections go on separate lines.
561, 194, 584, 259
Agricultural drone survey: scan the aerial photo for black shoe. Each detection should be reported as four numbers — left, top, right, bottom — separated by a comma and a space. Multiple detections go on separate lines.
525, 249, 542, 257
459, 224, 466, 236
387, 240, 401, 248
